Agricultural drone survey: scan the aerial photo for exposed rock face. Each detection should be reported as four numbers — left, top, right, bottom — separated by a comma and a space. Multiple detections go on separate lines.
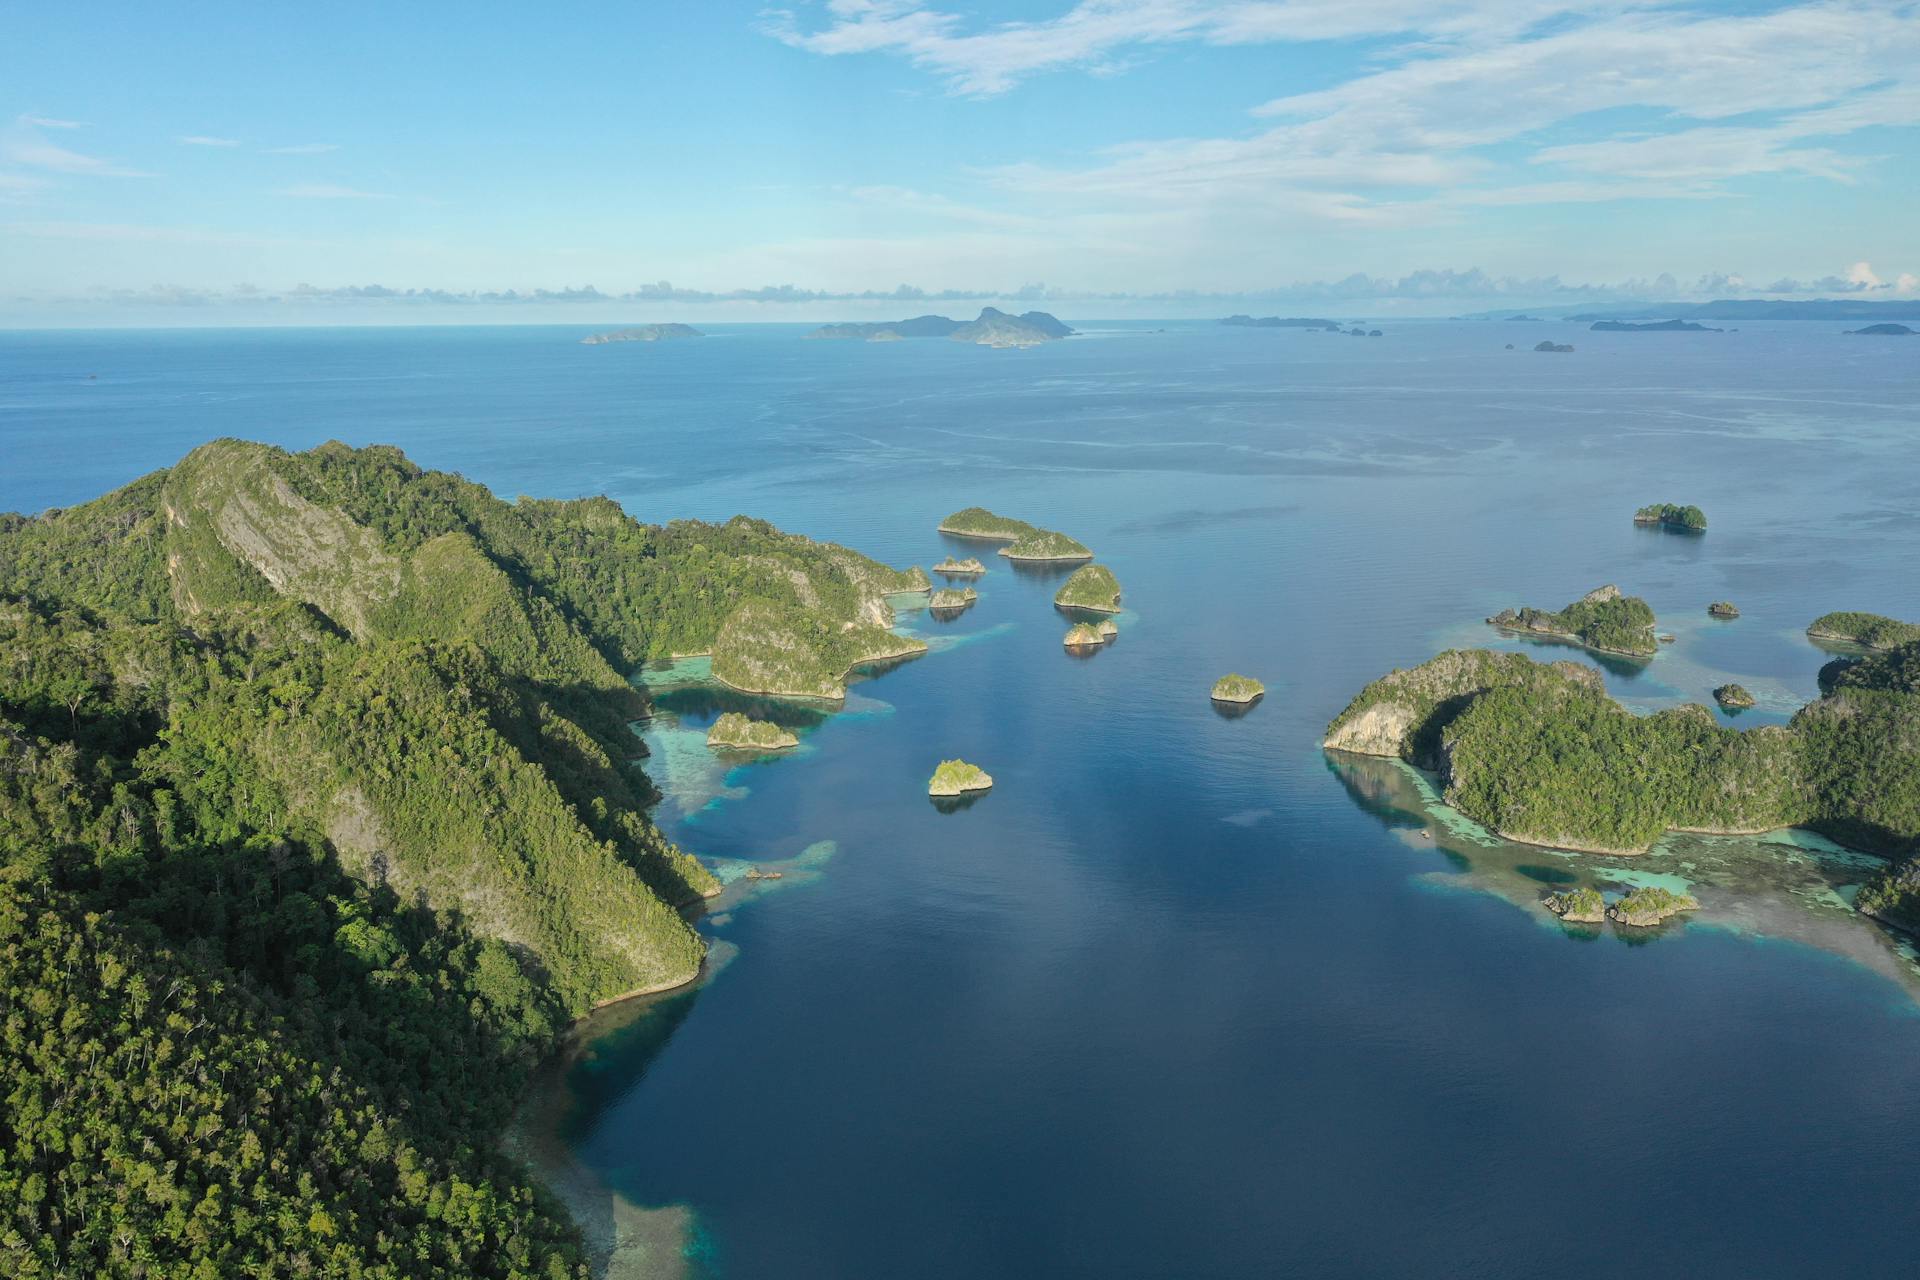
1063, 622, 1104, 648
1709, 601, 1740, 618
1097, 619, 1119, 641
1322, 649, 1604, 765
929, 587, 977, 611
934, 557, 987, 576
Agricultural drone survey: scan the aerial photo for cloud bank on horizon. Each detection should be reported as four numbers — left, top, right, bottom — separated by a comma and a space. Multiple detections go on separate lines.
2, 1, 1917, 320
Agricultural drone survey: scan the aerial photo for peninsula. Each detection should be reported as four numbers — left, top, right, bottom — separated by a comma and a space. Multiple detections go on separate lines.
1053, 564, 1122, 613
581, 323, 704, 343
1807, 611, 1920, 650
1487, 584, 1658, 657
708, 711, 799, 750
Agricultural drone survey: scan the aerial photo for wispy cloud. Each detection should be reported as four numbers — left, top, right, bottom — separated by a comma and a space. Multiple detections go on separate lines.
4, 114, 154, 177
276, 182, 393, 200
264, 142, 341, 155
20, 114, 85, 130
177, 135, 241, 148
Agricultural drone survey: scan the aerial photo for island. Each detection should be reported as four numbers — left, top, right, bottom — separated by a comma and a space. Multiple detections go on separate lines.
1542, 886, 1605, 923
1053, 564, 1122, 612
1003, 529, 1094, 562
1211, 674, 1265, 705
1709, 601, 1740, 618
1487, 584, 1658, 657
929, 586, 978, 613
936, 506, 1095, 561
1063, 622, 1105, 649
934, 556, 987, 576
1845, 323, 1917, 336
1607, 886, 1700, 926
1097, 619, 1119, 641
1534, 341, 1574, 353
1808, 611, 1920, 650
1221, 315, 1342, 330
1590, 319, 1721, 332
707, 712, 800, 750
1714, 683, 1757, 709
929, 759, 993, 796
580, 323, 704, 344
805, 308, 1073, 348
1634, 503, 1708, 532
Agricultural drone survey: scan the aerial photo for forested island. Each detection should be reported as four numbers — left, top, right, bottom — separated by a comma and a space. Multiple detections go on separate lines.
929, 759, 993, 795
708, 711, 799, 750
0, 437, 936, 1275
937, 507, 1094, 562
1635, 502, 1708, 531
1487, 584, 1658, 657
805, 308, 1072, 348
1709, 601, 1740, 618
580, 323, 704, 344
1807, 611, 1920, 650
1322, 645, 1920, 926
934, 556, 986, 576
929, 586, 978, 613
1053, 564, 1122, 612
1211, 674, 1265, 704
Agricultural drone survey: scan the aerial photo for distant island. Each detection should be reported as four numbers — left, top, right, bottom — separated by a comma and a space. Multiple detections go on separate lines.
934, 556, 986, 576
1590, 319, 1722, 332
707, 712, 799, 751
806, 307, 1072, 348
1488, 584, 1658, 657
581, 324, 704, 344
1211, 673, 1265, 704
1053, 564, 1122, 613
1846, 323, 1917, 336
1635, 502, 1708, 532
1534, 341, 1574, 353
1563, 300, 1920, 322
1709, 601, 1740, 618
937, 507, 1093, 562
929, 759, 993, 796
1221, 315, 1343, 330
1807, 611, 1920, 651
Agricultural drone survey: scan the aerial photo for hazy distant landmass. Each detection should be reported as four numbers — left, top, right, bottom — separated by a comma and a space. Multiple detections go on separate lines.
581, 324, 704, 344
1846, 323, 1917, 336
806, 307, 1072, 348
1590, 319, 1722, 332
1221, 314, 1343, 330
1559, 301, 1920, 322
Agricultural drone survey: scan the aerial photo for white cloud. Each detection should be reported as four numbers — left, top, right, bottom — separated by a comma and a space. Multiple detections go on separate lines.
264, 142, 341, 155
276, 183, 393, 200
177, 135, 241, 147
20, 114, 85, 129
3, 116, 154, 177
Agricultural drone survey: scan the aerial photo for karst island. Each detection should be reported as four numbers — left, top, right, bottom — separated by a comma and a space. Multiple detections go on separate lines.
1487, 584, 1658, 657
929, 759, 994, 796
1211, 674, 1266, 705
1053, 564, 1122, 613
938, 507, 1095, 563
1634, 502, 1708, 532
707, 712, 800, 750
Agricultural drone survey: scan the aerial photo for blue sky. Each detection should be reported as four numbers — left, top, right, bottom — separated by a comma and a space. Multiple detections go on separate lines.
4, 1, 1918, 322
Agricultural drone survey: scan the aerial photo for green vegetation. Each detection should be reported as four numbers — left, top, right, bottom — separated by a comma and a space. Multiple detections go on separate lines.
707, 711, 799, 750
929, 587, 978, 610
1714, 683, 1757, 709
1607, 886, 1700, 926
1325, 646, 1920, 873
937, 507, 1035, 540
0, 437, 934, 1275
928, 759, 993, 796
1063, 623, 1105, 648
1807, 611, 1920, 651
1053, 564, 1121, 612
1002, 529, 1092, 562
934, 556, 986, 576
1211, 674, 1265, 703
1542, 886, 1605, 922
1634, 503, 1708, 531
1487, 584, 1657, 657
1709, 601, 1740, 618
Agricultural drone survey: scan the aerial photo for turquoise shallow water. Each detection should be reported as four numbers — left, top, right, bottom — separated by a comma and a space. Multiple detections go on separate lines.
5, 320, 1920, 1277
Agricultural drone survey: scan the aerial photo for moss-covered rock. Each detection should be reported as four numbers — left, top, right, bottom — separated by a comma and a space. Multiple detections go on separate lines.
1053, 564, 1122, 612
1487, 584, 1657, 657
929, 759, 993, 795
1211, 673, 1265, 704
707, 712, 799, 750
1542, 886, 1605, 923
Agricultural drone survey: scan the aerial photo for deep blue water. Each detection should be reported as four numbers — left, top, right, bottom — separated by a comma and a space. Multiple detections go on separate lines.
5, 320, 1920, 1277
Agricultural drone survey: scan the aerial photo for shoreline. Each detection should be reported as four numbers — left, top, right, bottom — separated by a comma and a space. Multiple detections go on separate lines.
1487, 621, 1656, 659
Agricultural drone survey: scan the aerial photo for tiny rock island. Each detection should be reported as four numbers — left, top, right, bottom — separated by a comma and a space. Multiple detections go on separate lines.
1053, 564, 1122, 612
1714, 683, 1757, 709
1487, 584, 1658, 657
1807, 611, 1920, 651
929, 586, 978, 612
1542, 886, 1605, 923
1607, 886, 1700, 926
1211, 674, 1265, 704
707, 712, 799, 751
934, 556, 987, 576
1063, 622, 1105, 649
1097, 619, 1119, 641
1634, 503, 1708, 532
580, 323, 704, 344
929, 759, 993, 796
1709, 601, 1740, 618
1534, 341, 1575, 353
